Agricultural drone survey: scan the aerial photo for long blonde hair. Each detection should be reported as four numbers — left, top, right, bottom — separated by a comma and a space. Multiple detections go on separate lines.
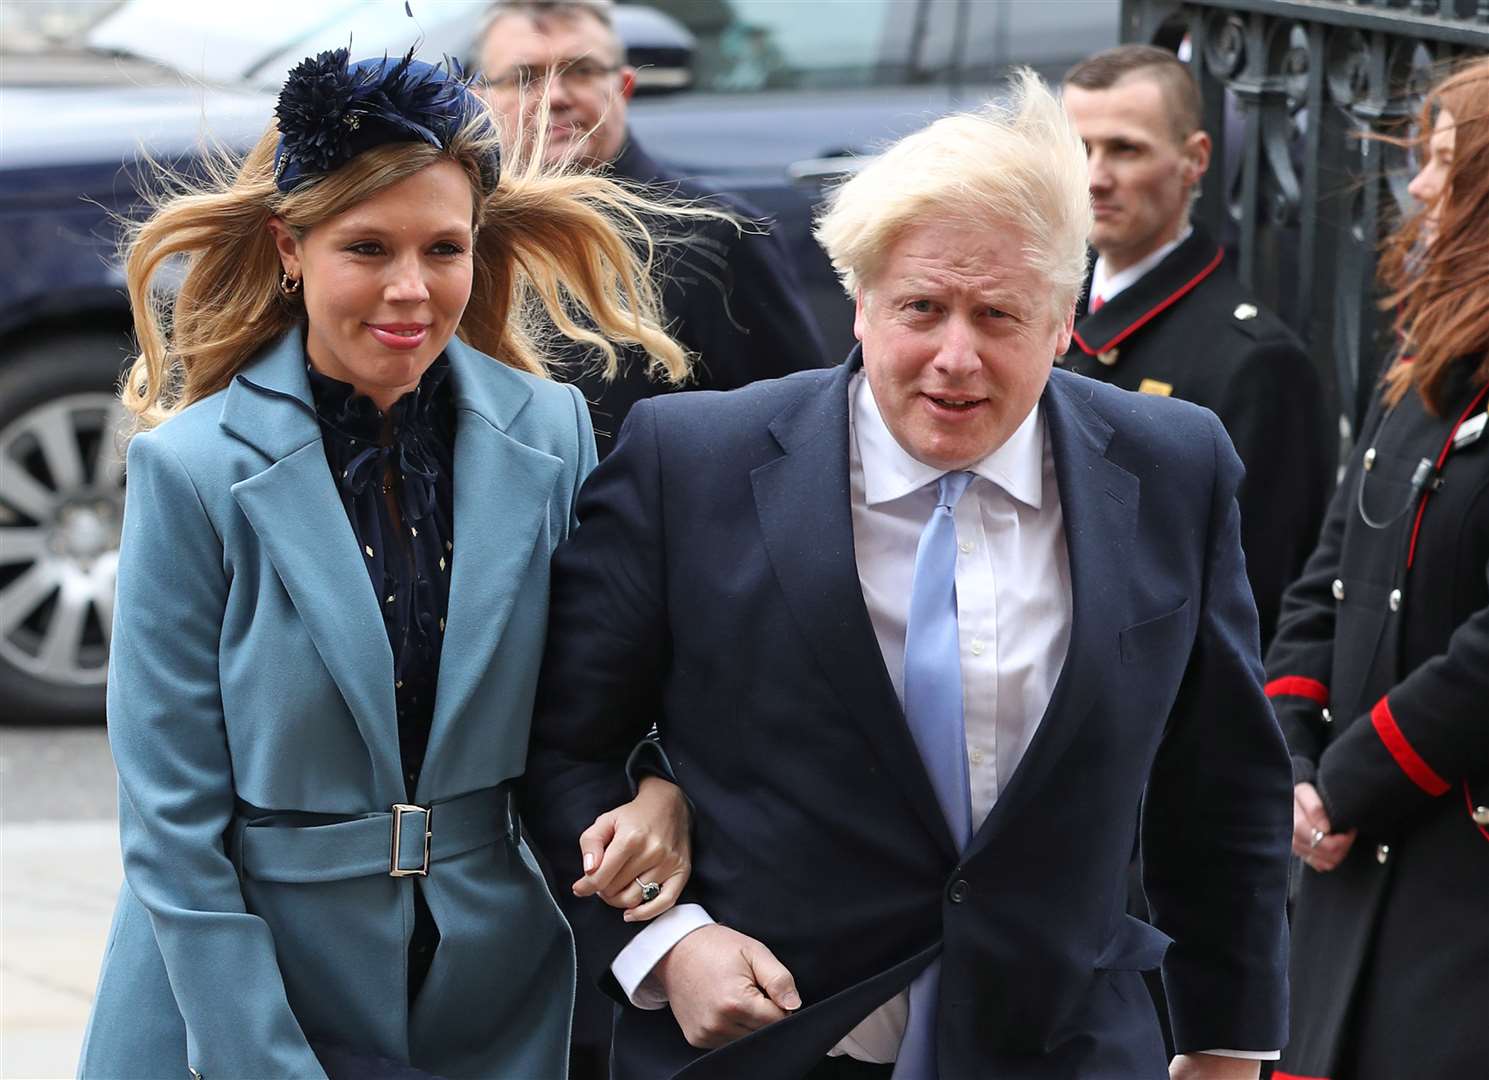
122, 106, 691, 430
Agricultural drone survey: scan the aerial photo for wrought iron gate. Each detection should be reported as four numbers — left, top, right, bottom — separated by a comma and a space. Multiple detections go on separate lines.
1121, 0, 1489, 433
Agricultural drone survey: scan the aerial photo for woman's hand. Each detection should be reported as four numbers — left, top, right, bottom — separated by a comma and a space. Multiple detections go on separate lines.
1292, 781, 1356, 872
572, 776, 692, 921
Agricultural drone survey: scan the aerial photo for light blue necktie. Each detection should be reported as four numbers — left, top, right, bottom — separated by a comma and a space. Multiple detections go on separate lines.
893, 471, 976, 1080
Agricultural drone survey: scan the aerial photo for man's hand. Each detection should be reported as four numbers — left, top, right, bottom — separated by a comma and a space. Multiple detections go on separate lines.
653, 924, 802, 1048
1291, 781, 1357, 871
1169, 1052, 1261, 1080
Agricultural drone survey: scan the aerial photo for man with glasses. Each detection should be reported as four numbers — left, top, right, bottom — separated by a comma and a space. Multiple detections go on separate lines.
477, 0, 828, 455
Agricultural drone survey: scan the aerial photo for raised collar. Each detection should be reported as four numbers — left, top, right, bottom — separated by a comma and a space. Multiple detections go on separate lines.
1073, 223, 1223, 357
1090, 225, 1193, 306
850, 370, 1044, 510
221, 328, 536, 461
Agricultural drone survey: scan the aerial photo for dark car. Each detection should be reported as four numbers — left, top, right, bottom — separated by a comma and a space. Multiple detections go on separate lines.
0, 0, 1117, 723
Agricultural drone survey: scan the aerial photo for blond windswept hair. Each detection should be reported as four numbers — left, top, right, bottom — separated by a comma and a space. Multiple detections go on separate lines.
814, 68, 1092, 319
121, 104, 690, 431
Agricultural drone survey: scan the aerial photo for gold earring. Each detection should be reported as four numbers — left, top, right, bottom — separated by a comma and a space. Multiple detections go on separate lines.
279, 271, 302, 296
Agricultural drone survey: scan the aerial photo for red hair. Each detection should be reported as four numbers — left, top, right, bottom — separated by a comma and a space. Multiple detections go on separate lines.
1378, 57, 1489, 412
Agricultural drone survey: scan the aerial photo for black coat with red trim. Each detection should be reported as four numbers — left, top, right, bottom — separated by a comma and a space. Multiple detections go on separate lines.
1265, 356, 1489, 1080
1059, 225, 1331, 650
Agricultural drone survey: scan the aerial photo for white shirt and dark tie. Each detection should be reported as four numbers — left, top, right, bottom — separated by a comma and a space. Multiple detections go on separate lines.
611, 371, 1275, 1065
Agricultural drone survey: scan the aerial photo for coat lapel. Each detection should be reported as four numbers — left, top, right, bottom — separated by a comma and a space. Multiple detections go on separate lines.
421, 338, 561, 771
965, 370, 1138, 856
223, 332, 403, 799
750, 353, 958, 860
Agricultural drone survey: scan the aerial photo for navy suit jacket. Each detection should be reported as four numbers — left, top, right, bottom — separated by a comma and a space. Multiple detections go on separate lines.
526, 354, 1292, 1080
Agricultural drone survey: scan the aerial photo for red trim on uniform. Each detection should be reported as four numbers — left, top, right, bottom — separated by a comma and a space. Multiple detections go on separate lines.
1264, 676, 1329, 704
1406, 381, 1489, 569
1072, 248, 1225, 356
1273, 1073, 1331, 1080
1371, 696, 1450, 796
1465, 781, 1489, 845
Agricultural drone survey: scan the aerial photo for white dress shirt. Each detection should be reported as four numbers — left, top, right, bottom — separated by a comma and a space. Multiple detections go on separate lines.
1088, 225, 1192, 309
610, 371, 1274, 1062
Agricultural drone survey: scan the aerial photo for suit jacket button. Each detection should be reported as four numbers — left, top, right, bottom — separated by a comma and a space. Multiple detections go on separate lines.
1375, 843, 1391, 864
1472, 805, 1489, 826
1388, 588, 1402, 612
948, 878, 970, 904
1321, 707, 1332, 724
1332, 578, 1346, 601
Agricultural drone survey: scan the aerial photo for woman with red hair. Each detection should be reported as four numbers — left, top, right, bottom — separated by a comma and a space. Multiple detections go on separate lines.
1266, 57, 1489, 1080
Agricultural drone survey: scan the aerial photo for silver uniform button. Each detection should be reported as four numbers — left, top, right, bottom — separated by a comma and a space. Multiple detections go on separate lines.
1473, 805, 1489, 827
1332, 578, 1346, 601
1234, 302, 1258, 320
1376, 843, 1390, 864
1389, 588, 1402, 612
1321, 707, 1333, 724
1364, 447, 1376, 471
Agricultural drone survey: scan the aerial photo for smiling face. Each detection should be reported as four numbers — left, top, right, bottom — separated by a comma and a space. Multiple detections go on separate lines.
1062, 75, 1210, 274
479, 9, 634, 169
1407, 108, 1456, 247
854, 220, 1074, 471
268, 160, 475, 410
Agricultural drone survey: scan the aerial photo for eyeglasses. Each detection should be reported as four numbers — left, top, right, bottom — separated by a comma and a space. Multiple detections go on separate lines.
480, 60, 620, 95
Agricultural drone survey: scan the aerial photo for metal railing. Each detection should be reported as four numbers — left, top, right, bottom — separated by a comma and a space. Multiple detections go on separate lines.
1122, 0, 1489, 432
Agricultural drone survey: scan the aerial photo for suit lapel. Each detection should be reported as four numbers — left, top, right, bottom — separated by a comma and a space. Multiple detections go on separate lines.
965, 370, 1138, 856
422, 339, 561, 771
224, 332, 403, 799
750, 354, 957, 859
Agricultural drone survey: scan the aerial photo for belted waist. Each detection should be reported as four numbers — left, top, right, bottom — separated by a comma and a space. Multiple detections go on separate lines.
231, 783, 520, 884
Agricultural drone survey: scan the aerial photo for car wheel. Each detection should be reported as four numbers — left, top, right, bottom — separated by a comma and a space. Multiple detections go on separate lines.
0, 330, 131, 724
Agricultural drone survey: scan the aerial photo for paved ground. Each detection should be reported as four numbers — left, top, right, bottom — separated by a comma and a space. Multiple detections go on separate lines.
1, 727, 120, 1079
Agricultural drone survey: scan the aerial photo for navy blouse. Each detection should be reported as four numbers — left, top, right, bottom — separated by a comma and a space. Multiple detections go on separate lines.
306, 355, 454, 999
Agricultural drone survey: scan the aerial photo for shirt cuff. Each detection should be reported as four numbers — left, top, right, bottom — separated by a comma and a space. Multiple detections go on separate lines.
1199, 1049, 1282, 1060
610, 904, 715, 1009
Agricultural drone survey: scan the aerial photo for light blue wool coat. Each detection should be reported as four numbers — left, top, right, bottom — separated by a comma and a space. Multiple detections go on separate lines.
79, 330, 595, 1079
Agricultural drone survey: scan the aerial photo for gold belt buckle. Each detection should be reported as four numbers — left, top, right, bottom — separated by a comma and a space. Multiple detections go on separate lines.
389, 803, 432, 877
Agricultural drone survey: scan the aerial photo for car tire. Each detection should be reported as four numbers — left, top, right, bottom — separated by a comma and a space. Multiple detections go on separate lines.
0, 329, 132, 725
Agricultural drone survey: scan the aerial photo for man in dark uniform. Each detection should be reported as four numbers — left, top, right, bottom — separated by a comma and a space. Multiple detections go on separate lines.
1061, 44, 1330, 650
478, 0, 828, 455
1061, 46, 1332, 1064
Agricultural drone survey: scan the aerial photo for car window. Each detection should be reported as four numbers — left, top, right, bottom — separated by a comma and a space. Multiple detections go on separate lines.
647, 0, 1119, 93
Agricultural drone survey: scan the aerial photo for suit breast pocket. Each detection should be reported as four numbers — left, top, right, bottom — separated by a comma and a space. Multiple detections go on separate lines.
1118, 598, 1191, 665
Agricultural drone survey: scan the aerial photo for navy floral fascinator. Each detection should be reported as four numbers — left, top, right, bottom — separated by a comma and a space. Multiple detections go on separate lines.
273, 48, 498, 193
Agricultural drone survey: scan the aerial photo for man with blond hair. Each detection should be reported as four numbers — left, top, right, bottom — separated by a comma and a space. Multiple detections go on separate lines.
476, 0, 826, 454
527, 71, 1291, 1080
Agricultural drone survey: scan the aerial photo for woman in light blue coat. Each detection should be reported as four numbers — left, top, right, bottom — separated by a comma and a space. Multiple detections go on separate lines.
79, 51, 695, 1080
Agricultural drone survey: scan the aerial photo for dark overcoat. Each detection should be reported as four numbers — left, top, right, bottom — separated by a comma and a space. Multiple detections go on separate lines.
1059, 224, 1331, 650
567, 136, 829, 456
526, 356, 1293, 1080
1265, 356, 1489, 1080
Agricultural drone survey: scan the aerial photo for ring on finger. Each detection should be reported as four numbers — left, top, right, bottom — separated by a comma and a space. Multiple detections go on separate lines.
635, 877, 661, 903
1309, 827, 1326, 849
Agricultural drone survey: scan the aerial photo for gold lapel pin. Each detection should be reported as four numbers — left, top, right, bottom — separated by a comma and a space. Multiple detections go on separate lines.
1097, 348, 1120, 366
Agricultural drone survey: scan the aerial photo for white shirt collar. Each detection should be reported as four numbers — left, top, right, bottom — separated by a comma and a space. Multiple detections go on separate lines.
1090, 224, 1193, 306
851, 372, 1044, 510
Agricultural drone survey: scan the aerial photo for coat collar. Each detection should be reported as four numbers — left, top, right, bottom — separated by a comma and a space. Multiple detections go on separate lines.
963, 368, 1137, 859
751, 348, 962, 858
221, 329, 555, 801
1071, 223, 1224, 359
753, 352, 1140, 861
608, 133, 669, 187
